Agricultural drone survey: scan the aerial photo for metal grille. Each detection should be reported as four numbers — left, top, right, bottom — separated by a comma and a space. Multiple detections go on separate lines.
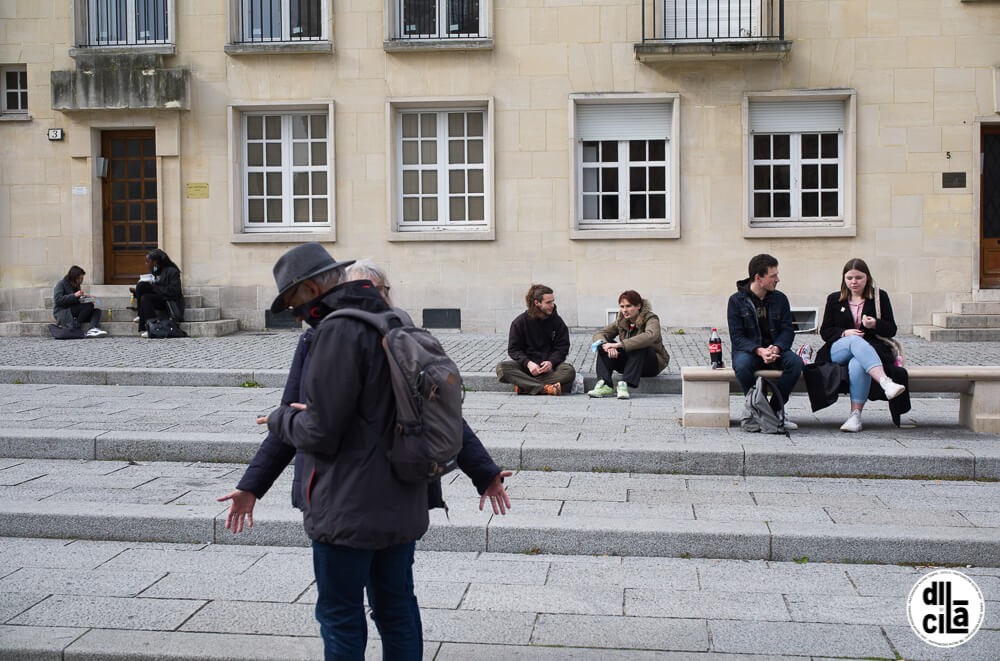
236, 0, 323, 43
643, 0, 783, 43
80, 0, 169, 46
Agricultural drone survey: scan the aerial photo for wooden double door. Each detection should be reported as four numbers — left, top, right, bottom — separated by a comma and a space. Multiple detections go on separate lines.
102, 130, 158, 284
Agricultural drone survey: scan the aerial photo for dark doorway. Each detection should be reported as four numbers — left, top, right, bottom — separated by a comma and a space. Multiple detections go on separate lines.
102, 130, 158, 284
981, 125, 1000, 289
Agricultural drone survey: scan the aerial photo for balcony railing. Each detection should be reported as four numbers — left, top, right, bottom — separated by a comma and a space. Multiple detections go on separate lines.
395, 0, 482, 40
78, 0, 171, 47
233, 0, 324, 44
641, 0, 784, 43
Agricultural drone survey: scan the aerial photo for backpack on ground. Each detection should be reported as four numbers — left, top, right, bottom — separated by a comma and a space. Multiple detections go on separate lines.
740, 376, 788, 434
48, 324, 85, 340
146, 317, 188, 339
328, 307, 464, 484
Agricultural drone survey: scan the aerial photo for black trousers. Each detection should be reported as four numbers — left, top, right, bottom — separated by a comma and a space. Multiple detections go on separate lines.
135, 281, 167, 332
595, 346, 660, 388
67, 302, 101, 328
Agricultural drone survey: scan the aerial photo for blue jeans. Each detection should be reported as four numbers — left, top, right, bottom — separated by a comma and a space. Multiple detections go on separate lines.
312, 540, 422, 661
829, 336, 882, 405
732, 348, 803, 403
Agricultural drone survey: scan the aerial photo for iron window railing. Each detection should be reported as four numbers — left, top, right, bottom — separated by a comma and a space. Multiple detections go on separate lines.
78, 0, 170, 47
234, 0, 324, 43
396, 0, 481, 39
642, 0, 783, 43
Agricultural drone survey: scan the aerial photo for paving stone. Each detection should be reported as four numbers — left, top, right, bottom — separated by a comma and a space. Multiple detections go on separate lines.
0, 592, 48, 622
785, 593, 907, 626
626, 588, 788, 621
825, 506, 971, 527
0, 624, 86, 659
413, 555, 550, 585
883, 625, 1000, 661
97, 548, 264, 574
420, 608, 536, 644
0, 568, 164, 598
531, 613, 709, 651
708, 620, 894, 657
64, 628, 324, 660
180, 600, 316, 636
560, 501, 695, 520
10, 594, 204, 630
0, 538, 130, 571
461, 583, 624, 615
698, 562, 856, 595
692, 504, 831, 523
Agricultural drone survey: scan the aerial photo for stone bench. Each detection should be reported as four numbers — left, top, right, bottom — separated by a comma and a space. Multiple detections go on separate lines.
681, 366, 1000, 433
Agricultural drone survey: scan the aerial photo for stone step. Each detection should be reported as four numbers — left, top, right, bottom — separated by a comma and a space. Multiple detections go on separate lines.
912, 325, 1000, 342
20, 306, 221, 323
1, 459, 998, 567
43, 293, 205, 309
0, 321, 20, 337
2, 426, 998, 482
931, 313, 1000, 329
954, 300, 1000, 315
17, 318, 240, 338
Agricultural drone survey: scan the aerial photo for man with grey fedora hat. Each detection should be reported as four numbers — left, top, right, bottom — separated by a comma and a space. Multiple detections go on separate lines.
261, 242, 428, 659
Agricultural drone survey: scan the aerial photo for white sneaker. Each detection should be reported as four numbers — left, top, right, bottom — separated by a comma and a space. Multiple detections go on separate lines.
133, 316, 140, 323
782, 418, 799, 430
879, 376, 906, 400
85, 328, 107, 337
616, 381, 630, 400
840, 410, 863, 433
140, 331, 149, 338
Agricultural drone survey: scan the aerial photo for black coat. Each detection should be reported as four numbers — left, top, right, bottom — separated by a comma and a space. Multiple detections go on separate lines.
506, 308, 571, 369
243, 291, 502, 515
812, 290, 910, 425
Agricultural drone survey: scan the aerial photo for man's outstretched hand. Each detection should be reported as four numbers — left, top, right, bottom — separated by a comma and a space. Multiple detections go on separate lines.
479, 471, 513, 515
217, 489, 257, 533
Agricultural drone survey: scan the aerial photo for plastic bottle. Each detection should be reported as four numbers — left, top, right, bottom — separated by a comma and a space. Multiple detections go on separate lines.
797, 343, 813, 365
709, 328, 724, 368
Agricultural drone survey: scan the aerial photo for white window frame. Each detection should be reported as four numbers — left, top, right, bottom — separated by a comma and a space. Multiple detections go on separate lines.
742, 90, 857, 238
1, 65, 28, 116
387, 97, 495, 241
231, 0, 328, 43
76, 0, 174, 46
569, 93, 681, 240
384, 0, 491, 47
227, 102, 337, 243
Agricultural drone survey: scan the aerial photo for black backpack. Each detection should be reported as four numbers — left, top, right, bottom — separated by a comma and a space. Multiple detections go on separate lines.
740, 376, 788, 434
328, 307, 464, 484
146, 317, 188, 339
48, 324, 85, 340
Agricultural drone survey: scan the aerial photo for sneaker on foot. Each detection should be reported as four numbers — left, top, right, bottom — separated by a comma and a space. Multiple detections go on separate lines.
85, 328, 107, 337
513, 385, 522, 395
840, 410, 863, 433
782, 418, 799, 430
133, 316, 141, 323
587, 380, 614, 398
139, 331, 149, 338
542, 383, 562, 396
616, 381, 630, 400
879, 376, 905, 400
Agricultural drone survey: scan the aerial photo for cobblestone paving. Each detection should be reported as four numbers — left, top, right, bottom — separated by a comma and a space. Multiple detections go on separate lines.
0, 329, 995, 373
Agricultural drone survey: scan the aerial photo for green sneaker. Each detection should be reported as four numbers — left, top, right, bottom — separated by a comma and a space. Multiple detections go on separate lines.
587, 379, 614, 398
616, 381, 630, 399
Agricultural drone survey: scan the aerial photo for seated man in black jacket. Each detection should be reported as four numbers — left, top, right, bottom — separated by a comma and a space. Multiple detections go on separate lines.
496, 284, 576, 395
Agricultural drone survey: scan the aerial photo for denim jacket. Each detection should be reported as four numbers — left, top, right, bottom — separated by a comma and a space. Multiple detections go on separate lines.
726, 277, 796, 355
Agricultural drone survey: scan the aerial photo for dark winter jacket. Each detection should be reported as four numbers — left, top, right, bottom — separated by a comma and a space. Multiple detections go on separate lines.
726, 278, 796, 355
813, 289, 911, 424
238, 330, 502, 511
506, 308, 571, 369
267, 280, 429, 548
592, 299, 669, 373
152, 264, 185, 321
52, 278, 85, 328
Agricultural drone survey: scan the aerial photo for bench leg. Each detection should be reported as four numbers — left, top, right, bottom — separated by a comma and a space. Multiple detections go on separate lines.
960, 381, 1000, 434
683, 379, 731, 427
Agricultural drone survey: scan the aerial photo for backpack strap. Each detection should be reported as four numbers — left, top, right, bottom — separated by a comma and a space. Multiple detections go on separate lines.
325, 307, 411, 334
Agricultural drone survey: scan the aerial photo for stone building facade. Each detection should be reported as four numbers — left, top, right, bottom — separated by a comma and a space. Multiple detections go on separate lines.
1, 0, 998, 332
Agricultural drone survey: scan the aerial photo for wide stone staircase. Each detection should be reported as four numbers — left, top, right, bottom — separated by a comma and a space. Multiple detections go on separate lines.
914, 298, 1000, 342
0, 285, 239, 338
1, 383, 999, 658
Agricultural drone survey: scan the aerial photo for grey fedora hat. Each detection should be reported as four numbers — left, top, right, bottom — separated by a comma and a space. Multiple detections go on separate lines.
270, 242, 355, 313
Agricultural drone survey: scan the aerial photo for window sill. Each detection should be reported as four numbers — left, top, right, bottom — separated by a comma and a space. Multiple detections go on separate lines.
231, 228, 336, 244
384, 38, 493, 53
743, 223, 856, 239
0, 114, 32, 122
225, 41, 333, 55
70, 44, 176, 58
570, 225, 679, 240
389, 227, 494, 242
